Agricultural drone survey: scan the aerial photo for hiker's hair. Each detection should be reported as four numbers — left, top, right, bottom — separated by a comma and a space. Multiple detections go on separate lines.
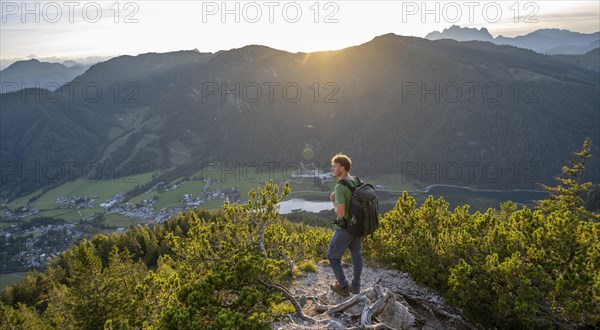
331, 153, 352, 172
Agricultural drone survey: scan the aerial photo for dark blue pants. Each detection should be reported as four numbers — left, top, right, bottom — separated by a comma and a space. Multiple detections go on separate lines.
327, 229, 363, 292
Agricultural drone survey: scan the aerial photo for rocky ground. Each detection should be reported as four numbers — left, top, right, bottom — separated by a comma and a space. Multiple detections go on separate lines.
271, 263, 479, 330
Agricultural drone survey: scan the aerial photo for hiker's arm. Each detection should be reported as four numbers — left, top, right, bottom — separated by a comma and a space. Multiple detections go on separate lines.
335, 203, 345, 218
333, 184, 346, 218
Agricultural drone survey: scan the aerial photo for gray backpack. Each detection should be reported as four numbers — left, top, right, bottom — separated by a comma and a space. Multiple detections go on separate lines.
338, 177, 379, 237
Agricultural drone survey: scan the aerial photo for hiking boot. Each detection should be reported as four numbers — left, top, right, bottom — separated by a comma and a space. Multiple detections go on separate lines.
330, 281, 350, 297
350, 279, 360, 294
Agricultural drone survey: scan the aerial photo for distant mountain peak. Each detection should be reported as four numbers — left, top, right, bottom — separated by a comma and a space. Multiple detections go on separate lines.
427, 25, 600, 55
426, 25, 493, 42
448, 24, 489, 33
4, 58, 62, 71
61, 60, 80, 67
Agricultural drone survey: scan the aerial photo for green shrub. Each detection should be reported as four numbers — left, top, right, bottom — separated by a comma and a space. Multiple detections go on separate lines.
298, 260, 318, 273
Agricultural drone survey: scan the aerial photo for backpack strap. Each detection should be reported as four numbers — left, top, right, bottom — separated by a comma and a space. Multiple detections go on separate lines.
355, 176, 363, 186
337, 177, 359, 193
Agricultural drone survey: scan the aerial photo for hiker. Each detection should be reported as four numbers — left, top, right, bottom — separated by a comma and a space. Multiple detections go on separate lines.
327, 153, 362, 296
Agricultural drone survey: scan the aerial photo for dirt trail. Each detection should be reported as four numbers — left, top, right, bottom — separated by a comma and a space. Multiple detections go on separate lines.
272, 263, 479, 330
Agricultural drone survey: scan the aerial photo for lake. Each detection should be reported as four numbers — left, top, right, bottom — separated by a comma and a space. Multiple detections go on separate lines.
278, 185, 548, 214
279, 199, 332, 214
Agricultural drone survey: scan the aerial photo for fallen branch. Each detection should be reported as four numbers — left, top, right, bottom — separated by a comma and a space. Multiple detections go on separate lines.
363, 286, 395, 326
348, 324, 393, 330
268, 283, 401, 330
307, 296, 331, 313
394, 288, 477, 330
327, 293, 369, 315
322, 285, 397, 330
258, 279, 316, 324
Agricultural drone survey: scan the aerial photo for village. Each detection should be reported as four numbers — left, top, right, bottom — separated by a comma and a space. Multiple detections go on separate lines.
0, 167, 335, 272
1, 222, 82, 272
0, 177, 244, 272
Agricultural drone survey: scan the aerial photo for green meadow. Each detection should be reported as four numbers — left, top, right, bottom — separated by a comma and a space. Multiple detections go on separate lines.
0, 272, 27, 291
3, 164, 420, 225
102, 214, 137, 228
6, 171, 159, 212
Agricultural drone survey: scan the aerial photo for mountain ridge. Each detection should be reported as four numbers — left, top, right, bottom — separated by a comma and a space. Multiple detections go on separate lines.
427, 25, 600, 55
0, 59, 90, 91
1, 33, 598, 200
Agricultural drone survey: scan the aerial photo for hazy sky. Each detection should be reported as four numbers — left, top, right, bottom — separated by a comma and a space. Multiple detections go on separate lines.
1, 1, 599, 64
